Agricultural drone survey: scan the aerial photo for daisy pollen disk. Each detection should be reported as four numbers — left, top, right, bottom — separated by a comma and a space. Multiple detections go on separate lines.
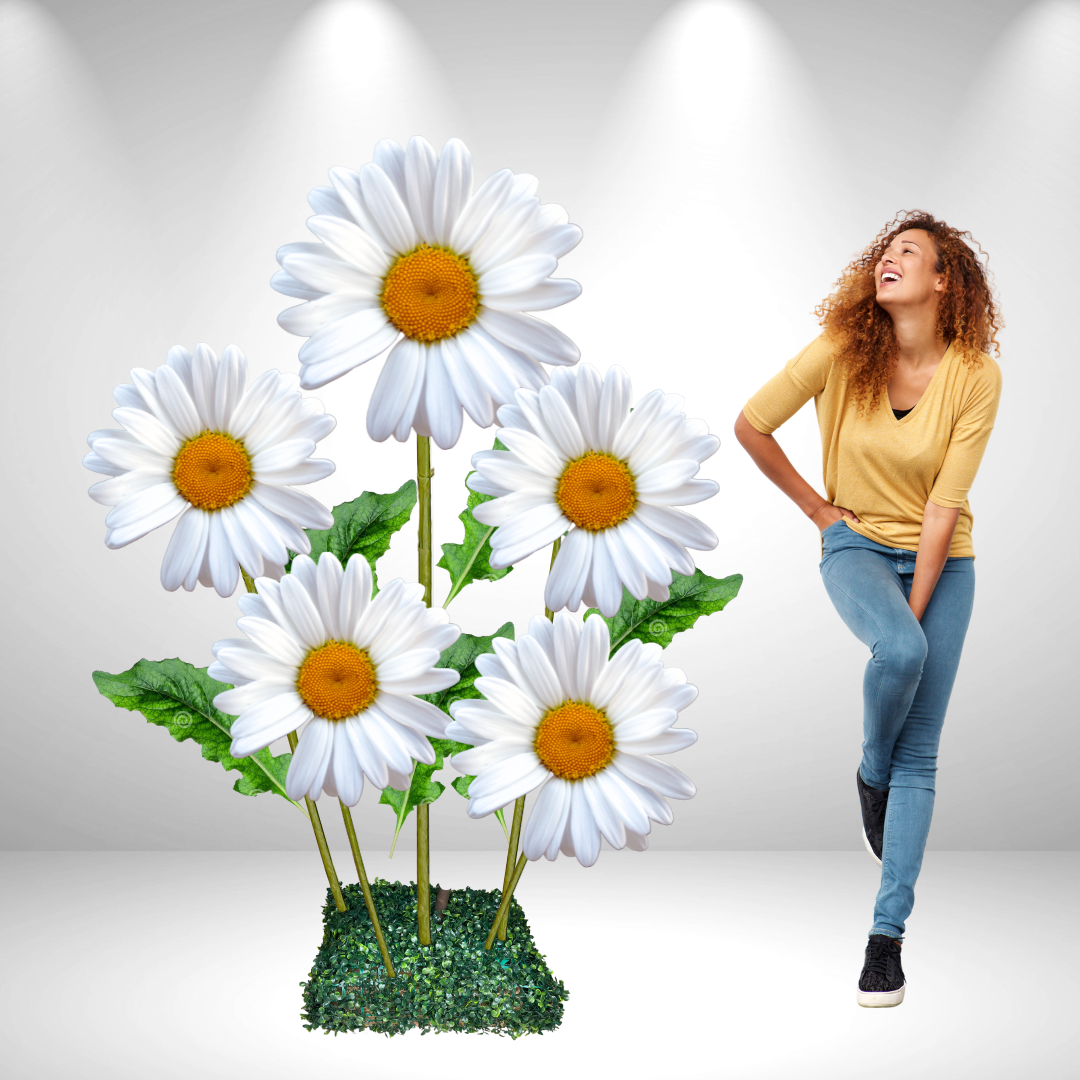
445, 613, 698, 867
467, 364, 721, 618
272, 136, 583, 450
209, 553, 462, 806
84, 344, 336, 597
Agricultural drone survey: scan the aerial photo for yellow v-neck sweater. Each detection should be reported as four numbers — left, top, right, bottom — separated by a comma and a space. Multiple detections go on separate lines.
742, 333, 1002, 558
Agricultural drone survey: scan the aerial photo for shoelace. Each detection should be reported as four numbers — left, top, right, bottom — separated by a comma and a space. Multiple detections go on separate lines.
863, 939, 900, 980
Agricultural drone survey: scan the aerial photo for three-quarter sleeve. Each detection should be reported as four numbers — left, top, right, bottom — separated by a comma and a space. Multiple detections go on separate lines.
928, 360, 1003, 509
742, 335, 834, 434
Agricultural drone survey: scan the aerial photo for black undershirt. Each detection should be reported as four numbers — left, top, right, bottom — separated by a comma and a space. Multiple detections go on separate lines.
893, 407, 913, 419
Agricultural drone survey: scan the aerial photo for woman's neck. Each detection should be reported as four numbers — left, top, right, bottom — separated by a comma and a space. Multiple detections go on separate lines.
889, 308, 948, 370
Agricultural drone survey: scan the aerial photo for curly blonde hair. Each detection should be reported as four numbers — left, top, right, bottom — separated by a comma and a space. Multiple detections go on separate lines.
814, 210, 1003, 416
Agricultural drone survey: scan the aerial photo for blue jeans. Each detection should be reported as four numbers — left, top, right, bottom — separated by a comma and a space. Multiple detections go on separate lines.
819, 520, 975, 940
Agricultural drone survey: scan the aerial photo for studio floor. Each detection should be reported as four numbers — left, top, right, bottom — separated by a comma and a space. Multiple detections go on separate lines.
2, 850, 1076, 1079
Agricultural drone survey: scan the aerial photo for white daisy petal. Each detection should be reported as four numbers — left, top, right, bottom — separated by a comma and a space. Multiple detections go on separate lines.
339, 553, 373, 640
286, 718, 333, 801
569, 783, 601, 867
376, 692, 449, 738
270, 270, 323, 301
305, 215, 389, 278
103, 485, 186, 542
327, 167, 393, 251
231, 702, 311, 760
581, 774, 627, 849
367, 338, 425, 443
331, 722, 365, 806
249, 483, 332, 532
635, 459, 703, 495
543, 527, 589, 613
479, 254, 557, 298
450, 168, 514, 252
521, 778, 569, 861
161, 507, 209, 591
89, 468, 169, 507
477, 310, 579, 369
440, 335, 494, 428
110, 408, 180, 458
614, 753, 696, 800
617, 518, 672, 591
473, 676, 544, 726
297, 307, 394, 365
359, 163, 418, 252
632, 503, 718, 552
468, 753, 548, 817
278, 291, 376, 338
214, 346, 248, 430
404, 135, 438, 242
424, 342, 463, 450
483, 278, 581, 313
431, 137, 473, 245
487, 501, 566, 567
307, 184, 348, 219
341, 717, 386, 788
218, 504, 263, 579
154, 363, 202, 439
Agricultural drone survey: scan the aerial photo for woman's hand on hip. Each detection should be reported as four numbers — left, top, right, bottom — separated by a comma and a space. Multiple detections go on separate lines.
811, 503, 860, 533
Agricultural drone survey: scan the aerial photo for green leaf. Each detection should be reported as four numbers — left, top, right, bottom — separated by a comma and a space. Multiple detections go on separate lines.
91, 659, 306, 815
379, 762, 445, 856
438, 438, 513, 607
286, 481, 417, 591
380, 623, 516, 844
585, 569, 743, 654
419, 621, 515, 715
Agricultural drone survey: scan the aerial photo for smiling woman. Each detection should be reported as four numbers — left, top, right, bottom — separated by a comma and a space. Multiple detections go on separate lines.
734, 210, 1003, 1009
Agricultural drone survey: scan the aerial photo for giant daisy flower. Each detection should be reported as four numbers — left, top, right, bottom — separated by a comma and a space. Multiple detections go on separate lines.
209, 553, 461, 805
467, 364, 720, 618
272, 136, 582, 449
84, 344, 336, 597
445, 613, 697, 867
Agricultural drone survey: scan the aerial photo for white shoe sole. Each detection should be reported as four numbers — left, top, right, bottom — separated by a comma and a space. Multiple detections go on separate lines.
857, 982, 905, 1008
862, 826, 882, 867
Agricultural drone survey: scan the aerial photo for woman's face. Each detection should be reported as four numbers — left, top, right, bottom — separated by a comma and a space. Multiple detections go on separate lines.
874, 228, 945, 312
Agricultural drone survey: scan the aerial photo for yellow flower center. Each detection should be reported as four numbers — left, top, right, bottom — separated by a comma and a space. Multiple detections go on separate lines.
172, 431, 253, 511
534, 700, 615, 781
556, 451, 638, 532
296, 641, 378, 721
380, 243, 480, 342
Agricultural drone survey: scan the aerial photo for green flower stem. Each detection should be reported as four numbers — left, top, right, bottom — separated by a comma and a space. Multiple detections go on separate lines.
416, 802, 431, 944
492, 537, 565, 938
542, 537, 563, 621
498, 796, 526, 940
416, 434, 434, 945
242, 568, 345, 910
340, 802, 395, 977
287, 731, 347, 913
485, 852, 527, 950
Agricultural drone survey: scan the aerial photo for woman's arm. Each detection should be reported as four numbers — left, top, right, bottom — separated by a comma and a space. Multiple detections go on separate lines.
909, 499, 960, 621
734, 410, 860, 531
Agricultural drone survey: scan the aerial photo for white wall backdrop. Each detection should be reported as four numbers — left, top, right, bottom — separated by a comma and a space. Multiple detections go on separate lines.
1, 0, 1075, 851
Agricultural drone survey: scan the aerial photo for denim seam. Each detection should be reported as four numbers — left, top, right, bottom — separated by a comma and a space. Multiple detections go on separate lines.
821, 564, 890, 781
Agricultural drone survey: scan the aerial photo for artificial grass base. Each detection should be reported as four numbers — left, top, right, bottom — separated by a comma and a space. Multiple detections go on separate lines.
301, 879, 568, 1037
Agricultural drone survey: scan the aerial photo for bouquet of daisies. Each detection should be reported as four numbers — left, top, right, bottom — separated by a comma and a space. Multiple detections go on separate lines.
87, 138, 741, 1036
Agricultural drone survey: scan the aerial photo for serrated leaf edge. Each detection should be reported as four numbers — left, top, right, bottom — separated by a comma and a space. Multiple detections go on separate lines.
600, 572, 744, 654
94, 666, 309, 819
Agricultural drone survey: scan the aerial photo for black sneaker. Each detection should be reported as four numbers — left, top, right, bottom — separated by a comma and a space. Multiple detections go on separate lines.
856, 767, 888, 866
857, 934, 906, 1007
